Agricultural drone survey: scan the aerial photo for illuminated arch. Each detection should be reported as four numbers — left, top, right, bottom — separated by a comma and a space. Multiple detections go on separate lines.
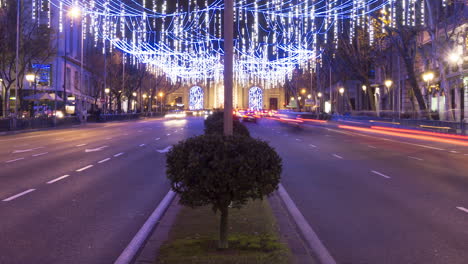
249, 87, 263, 110
189, 86, 204, 110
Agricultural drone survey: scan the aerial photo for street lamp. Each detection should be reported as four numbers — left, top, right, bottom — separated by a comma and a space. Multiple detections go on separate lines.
385, 80, 394, 115
301, 88, 306, 95
25, 74, 36, 117
104, 88, 110, 113
448, 51, 461, 65
318, 92, 323, 98
158, 92, 164, 113
339, 88, 345, 114
362, 85, 367, 110
307, 94, 312, 99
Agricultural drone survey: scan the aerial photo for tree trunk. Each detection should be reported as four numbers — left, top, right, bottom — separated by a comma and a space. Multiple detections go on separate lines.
218, 206, 229, 249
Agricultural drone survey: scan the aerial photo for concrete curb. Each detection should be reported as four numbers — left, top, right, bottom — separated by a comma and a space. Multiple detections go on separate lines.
114, 190, 176, 264
277, 184, 337, 264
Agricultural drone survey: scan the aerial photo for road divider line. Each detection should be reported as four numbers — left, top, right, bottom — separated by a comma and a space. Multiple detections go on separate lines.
76, 144, 87, 147
32, 152, 49, 157
450, 151, 460, 154
456, 207, 468, 214
368, 145, 377, 149
277, 184, 337, 264
114, 152, 124, 157
139, 144, 146, 147
155, 138, 161, 141
309, 144, 317, 148
167, 134, 171, 136
408, 156, 423, 161
2, 189, 36, 202
5, 158, 25, 163
98, 158, 111, 164
114, 190, 176, 264
296, 138, 302, 142
47, 175, 70, 184
332, 154, 343, 159
371, 170, 391, 179
76, 165, 94, 172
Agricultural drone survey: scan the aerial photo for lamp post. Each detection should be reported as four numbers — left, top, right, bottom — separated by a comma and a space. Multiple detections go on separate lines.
68, 6, 84, 123
423, 71, 435, 115
339, 87, 345, 114
447, 49, 463, 134
25, 74, 36, 117
362, 85, 367, 111
132, 92, 137, 112
159, 92, 164, 114
104, 88, 110, 114
143, 94, 148, 113
385, 80, 393, 117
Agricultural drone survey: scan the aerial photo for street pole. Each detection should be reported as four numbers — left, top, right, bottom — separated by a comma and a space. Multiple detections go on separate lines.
329, 62, 332, 114
14, 0, 20, 129
223, 0, 233, 136
80, 19, 84, 123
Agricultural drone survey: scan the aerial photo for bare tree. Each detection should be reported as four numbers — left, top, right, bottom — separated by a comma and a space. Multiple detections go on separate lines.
0, 0, 56, 117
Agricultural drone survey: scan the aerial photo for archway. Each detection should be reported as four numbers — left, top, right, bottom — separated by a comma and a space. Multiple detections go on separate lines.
189, 86, 204, 110
249, 87, 263, 110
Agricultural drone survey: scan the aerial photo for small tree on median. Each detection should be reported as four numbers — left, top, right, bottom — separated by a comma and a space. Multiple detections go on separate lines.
166, 134, 282, 249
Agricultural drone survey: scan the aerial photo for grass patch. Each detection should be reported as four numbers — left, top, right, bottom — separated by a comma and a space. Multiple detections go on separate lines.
156, 199, 291, 264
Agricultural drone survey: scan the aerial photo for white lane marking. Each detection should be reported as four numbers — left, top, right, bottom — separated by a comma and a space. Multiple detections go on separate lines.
167, 134, 171, 136
325, 134, 331, 137
32, 152, 48, 157
309, 144, 317, 148
3, 189, 36, 202
456, 207, 468, 214
98, 158, 111, 164
138, 130, 143, 133
157, 146, 173, 153
12, 147, 44, 154
450, 151, 460, 154
114, 152, 124, 157
76, 165, 94, 172
368, 145, 377, 149
155, 138, 161, 141
332, 154, 343, 159
55, 138, 64, 141
76, 144, 87, 147
85, 146, 108, 153
139, 144, 146, 147
47, 175, 70, 184
296, 138, 302, 142
123, 133, 129, 136
371, 170, 391, 179
106, 137, 113, 140
408, 156, 424, 161
5, 158, 25, 163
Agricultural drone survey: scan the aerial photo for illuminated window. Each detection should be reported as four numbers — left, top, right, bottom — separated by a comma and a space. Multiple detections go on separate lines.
189, 86, 204, 110
249, 87, 263, 110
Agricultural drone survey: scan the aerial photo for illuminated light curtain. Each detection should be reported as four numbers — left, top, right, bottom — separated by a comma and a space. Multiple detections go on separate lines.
249, 86, 263, 111
189, 86, 204, 110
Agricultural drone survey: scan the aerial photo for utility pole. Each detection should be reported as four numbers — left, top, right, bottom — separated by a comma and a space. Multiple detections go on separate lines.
223, 0, 233, 136
14, 0, 20, 129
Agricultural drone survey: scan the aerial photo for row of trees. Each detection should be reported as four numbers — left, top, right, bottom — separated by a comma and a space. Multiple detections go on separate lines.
286, 0, 466, 120
0, 0, 182, 118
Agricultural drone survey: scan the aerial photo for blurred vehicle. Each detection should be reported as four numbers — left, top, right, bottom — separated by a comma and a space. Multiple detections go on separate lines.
237, 109, 257, 123
165, 110, 187, 119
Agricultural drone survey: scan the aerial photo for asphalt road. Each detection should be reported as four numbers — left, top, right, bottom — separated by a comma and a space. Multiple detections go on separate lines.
246, 119, 468, 264
0, 117, 204, 264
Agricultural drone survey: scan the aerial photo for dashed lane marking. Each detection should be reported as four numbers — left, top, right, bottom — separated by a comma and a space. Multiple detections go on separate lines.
76, 165, 94, 172
114, 152, 124, 157
408, 156, 424, 161
371, 170, 391, 179
368, 145, 377, 149
5, 158, 25, 163
47, 175, 70, 184
32, 152, 48, 157
98, 158, 111, 164
155, 138, 161, 141
76, 144, 87, 147
309, 144, 317, 148
456, 207, 468, 214
139, 144, 146, 147
2, 189, 36, 202
332, 154, 343, 159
